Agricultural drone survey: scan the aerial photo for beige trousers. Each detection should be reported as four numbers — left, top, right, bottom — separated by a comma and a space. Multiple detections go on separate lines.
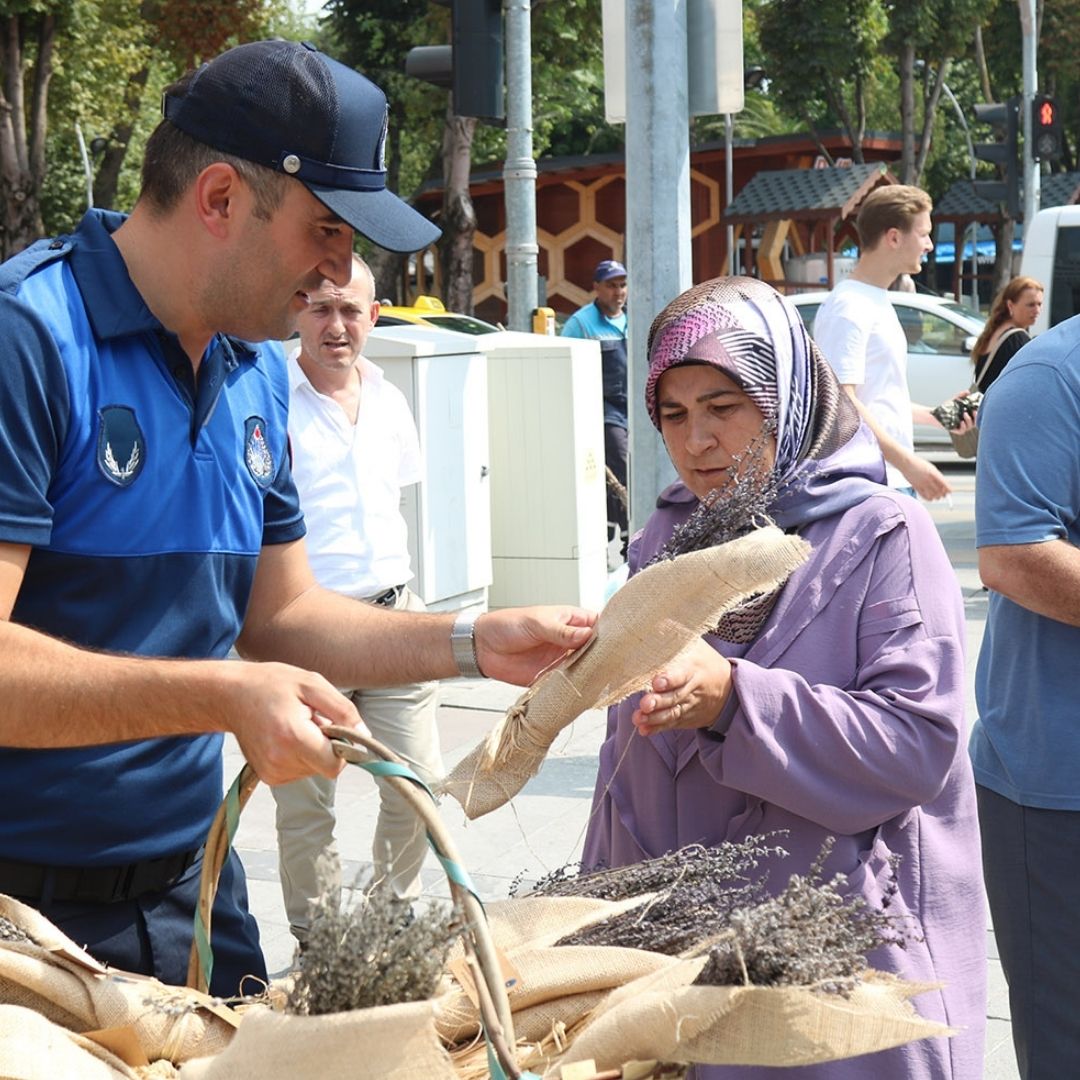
271, 586, 442, 941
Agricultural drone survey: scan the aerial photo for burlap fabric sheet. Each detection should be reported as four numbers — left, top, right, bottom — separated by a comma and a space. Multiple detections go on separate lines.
440, 527, 811, 819
531, 956, 954, 1076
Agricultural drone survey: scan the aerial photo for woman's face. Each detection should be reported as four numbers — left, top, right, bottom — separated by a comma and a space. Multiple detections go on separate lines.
1007, 287, 1043, 329
656, 364, 776, 501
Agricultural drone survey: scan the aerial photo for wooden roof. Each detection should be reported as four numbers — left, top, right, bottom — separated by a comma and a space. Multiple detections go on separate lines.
723, 162, 895, 224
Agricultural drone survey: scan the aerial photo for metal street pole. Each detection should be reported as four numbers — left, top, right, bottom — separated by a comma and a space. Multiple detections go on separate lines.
625, 0, 692, 532
938, 81, 980, 308
503, 0, 538, 330
1020, 0, 1039, 227
725, 112, 735, 275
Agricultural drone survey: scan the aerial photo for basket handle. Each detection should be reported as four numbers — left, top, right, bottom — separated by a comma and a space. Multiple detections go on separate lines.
187, 726, 524, 1078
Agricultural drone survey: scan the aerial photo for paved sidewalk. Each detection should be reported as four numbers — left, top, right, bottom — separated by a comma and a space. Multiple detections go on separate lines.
226, 459, 1017, 1079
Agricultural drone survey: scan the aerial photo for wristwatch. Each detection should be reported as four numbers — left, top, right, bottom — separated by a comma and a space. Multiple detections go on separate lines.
451, 608, 485, 679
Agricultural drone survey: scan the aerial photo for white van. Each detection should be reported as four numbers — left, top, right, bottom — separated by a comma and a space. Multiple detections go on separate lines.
1018, 204, 1080, 333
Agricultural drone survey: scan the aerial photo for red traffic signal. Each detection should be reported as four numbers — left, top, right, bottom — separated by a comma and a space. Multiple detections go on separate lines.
1031, 94, 1063, 162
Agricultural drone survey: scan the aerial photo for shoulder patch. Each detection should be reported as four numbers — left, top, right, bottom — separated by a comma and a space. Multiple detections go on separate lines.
96, 405, 145, 488
244, 416, 275, 487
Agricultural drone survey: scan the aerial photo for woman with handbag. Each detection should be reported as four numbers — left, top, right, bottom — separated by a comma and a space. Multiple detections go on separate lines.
970, 275, 1044, 391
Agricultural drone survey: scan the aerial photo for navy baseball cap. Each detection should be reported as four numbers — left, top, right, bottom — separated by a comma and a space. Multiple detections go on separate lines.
595, 259, 627, 282
162, 40, 440, 254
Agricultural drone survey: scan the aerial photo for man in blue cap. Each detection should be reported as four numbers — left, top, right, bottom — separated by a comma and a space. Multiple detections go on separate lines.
0, 40, 594, 996
561, 258, 629, 563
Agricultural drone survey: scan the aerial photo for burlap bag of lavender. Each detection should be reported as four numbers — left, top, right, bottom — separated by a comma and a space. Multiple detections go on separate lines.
439, 526, 809, 819
0, 894, 236, 1069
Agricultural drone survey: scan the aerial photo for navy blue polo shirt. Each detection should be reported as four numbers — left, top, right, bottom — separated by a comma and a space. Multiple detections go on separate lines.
0, 209, 305, 866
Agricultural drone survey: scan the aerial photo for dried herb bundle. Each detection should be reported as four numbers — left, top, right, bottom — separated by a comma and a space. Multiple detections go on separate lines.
653, 417, 780, 563
522, 838, 787, 955
285, 865, 460, 1017
695, 838, 914, 996
0, 915, 30, 944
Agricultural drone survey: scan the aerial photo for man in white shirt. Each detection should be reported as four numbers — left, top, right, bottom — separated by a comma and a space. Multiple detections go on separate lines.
272, 255, 442, 942
812, 185, 954, 499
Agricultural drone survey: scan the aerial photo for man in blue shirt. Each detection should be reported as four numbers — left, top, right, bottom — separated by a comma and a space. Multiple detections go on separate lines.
0, 40, 594, 997
969, 318, 1080, 1077
561, 259, 629, 562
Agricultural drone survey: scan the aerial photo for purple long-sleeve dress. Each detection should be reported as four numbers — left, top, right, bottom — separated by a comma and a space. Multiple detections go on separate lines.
583, 487, 986, 1080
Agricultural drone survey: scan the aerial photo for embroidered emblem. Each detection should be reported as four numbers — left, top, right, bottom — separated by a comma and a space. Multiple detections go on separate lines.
244, 416, 274, 487
377, 108, 388, 172
96, 406, 145, 488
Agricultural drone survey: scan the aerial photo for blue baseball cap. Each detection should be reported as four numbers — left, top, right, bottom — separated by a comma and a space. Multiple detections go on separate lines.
163, 40, 440, 254
594, 259, 628, 282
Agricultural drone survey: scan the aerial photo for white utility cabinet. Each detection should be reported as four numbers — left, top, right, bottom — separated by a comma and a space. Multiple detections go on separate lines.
364, 326, 492, 612
475, 331, 608, 611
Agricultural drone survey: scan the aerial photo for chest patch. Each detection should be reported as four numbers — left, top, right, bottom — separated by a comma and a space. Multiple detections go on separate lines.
96, 405, 145, 488
244, 415, 275, 487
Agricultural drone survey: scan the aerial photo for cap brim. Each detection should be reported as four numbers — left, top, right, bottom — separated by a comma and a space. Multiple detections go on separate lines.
308, 183, 441, 254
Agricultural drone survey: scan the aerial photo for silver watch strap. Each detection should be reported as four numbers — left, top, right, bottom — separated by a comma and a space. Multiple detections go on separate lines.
451, 608, 484, 678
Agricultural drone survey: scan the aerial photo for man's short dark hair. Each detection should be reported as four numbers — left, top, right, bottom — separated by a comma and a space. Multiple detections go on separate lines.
139, 73, 289, 221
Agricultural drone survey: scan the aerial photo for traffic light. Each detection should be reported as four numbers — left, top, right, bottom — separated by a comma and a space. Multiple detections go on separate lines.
1031, 94, 1064, 162
972, 97, 1021, 220
405, 0, 505, 122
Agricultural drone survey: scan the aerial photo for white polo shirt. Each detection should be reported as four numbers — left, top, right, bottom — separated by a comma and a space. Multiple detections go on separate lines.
812, 279, 913, 490
287, 349, 421, 598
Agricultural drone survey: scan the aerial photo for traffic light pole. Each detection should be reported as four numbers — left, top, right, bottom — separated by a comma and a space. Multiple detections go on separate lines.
503, 0, 539, 331
1020, 0, 1039, 225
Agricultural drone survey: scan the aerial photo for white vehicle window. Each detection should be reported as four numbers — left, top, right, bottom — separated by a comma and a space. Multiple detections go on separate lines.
897, 308, 970, 355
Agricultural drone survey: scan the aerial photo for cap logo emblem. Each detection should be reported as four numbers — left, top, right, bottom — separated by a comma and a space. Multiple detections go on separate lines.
96, 405, 145, 488
244, 416, 275, 486
282, 154, 301, 174
377, 110, 388, 172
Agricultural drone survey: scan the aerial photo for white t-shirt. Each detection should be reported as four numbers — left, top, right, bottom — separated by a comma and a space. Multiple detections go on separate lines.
287, 349, 421, 598
812, 279, 913, 489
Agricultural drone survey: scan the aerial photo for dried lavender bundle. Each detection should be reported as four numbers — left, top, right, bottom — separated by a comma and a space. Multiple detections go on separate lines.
652, 417, 781, 563
285, 866, 460, 1017
694, 838, 914, 996
0, 915, 31, 944
520, 838, 788, 955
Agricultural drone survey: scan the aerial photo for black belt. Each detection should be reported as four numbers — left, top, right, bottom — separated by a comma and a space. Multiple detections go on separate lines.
0, 847, 200, 905
370, 584, 406, 608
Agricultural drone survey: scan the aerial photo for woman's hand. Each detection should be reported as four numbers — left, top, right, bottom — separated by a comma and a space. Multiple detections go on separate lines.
631, 638, 733, 736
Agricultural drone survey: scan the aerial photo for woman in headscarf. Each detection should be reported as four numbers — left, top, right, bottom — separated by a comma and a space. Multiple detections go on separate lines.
582, 277, 985, 1080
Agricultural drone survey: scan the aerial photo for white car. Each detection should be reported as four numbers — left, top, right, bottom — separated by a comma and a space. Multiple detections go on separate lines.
789, 291, 985, 446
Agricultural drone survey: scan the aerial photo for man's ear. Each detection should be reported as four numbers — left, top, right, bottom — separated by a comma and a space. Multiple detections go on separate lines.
370, 300, 381, 323
192, 162, 244, 240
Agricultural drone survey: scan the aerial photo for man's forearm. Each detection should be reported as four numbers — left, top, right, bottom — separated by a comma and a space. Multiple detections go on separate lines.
236, 584, 458, 688
0, 620, 233, 747
980, 539, 1080, 626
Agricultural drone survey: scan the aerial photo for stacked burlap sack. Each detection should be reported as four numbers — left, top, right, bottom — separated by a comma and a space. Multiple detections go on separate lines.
439, 895, 953, 1078
0, 894, 236, 1080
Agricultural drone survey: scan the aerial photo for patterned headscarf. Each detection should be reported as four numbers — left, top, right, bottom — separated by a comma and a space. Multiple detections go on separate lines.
645, 276, 885, 529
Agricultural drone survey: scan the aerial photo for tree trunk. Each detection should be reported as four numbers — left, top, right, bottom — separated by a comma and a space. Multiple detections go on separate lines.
898, 43, 916, 184
913, 58, 950, 186
93, 65, 150, 210
0, 13, 54, 260
992, 217, 1015, 299
439, 109, 477, 315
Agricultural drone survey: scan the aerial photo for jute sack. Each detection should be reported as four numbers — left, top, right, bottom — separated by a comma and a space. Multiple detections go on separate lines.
0, 1003, 138, 1080
437, 894, 665, 1043
534, 957, 954, 1076
176, 999, 455, 1080
435, 945, 674, 1045
0, 894, 237, 1065
439, 528, 810, 819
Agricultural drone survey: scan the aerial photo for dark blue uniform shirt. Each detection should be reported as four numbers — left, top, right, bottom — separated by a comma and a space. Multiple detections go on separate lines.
0, 209, 305, 866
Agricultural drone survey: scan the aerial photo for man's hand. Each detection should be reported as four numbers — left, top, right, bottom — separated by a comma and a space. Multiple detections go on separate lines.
901, 453, 952, 501
218, 660, 368, 785
631, 638, 733, 736
474, 606, 597, 685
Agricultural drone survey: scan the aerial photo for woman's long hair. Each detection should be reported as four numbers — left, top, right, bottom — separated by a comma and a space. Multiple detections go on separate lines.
970, 275, 1043, 363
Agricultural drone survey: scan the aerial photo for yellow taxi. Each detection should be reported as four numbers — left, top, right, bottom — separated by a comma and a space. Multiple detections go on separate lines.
376, 295, 502, 336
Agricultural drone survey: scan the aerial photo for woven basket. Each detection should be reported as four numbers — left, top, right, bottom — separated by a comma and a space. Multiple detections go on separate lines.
185, 725, 521, 1077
